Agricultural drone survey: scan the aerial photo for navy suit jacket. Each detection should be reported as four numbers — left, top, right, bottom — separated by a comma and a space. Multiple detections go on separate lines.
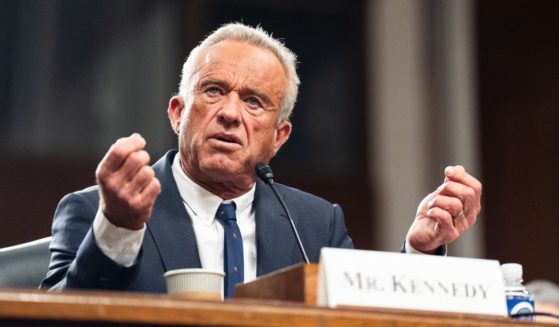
41, 150, 354, 291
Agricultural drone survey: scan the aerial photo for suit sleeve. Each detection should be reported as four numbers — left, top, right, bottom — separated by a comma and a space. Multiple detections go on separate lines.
328, 204, 354, 249
40, 192, 139, 291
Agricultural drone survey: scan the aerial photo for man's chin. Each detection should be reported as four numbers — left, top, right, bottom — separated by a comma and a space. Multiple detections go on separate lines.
198, 158, 246, 178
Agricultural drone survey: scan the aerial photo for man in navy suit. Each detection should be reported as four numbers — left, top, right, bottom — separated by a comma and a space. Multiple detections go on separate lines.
41, 23, 482, 293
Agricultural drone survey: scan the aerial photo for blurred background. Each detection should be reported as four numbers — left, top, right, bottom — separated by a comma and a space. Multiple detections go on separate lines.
1, 0, 557, 284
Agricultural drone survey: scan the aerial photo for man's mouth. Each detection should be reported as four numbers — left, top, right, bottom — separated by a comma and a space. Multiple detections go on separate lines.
212, 133, 242, 146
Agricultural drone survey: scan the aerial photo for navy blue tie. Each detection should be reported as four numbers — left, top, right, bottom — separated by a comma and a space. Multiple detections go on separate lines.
216, 202, 244, 298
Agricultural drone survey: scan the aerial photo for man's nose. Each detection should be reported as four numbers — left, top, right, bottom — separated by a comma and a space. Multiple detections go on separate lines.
217, 92, 241, 127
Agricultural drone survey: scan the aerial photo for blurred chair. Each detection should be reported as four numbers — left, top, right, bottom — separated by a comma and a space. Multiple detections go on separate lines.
527, 279, 559, 304
0, 237, 51, 288
527, 279, 559, 322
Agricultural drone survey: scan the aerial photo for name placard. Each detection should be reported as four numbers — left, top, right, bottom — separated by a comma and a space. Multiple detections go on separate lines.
317, 248, 507, 316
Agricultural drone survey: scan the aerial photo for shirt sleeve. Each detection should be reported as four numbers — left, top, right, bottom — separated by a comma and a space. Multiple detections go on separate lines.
404, 236, 448, 256
92, 209, 145, 267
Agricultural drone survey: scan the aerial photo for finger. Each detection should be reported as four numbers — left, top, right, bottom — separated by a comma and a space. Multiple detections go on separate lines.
118, 150, 151, 183
97, 149, 150, 195
439, 183, 479, 229
426, 207, 460, 241
431, 186, 477, 231
122, 165, 156, 195
439, 181, 477, 214
133, 178, 161, 213
428, 195, 464, 218
100, 133, 146, 173
444, 165, 465, 182
444, 165, 482, 200
426, 207, 454, 230
141, 177, 161, 201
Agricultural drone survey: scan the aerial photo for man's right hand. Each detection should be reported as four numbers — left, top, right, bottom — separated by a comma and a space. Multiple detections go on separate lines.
95, 133, 161, 230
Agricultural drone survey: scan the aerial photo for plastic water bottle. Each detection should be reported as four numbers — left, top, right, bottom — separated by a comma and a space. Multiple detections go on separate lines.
501, 263, 535, 321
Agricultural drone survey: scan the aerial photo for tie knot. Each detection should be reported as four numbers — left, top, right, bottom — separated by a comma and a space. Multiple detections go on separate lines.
216, 202, 237, 223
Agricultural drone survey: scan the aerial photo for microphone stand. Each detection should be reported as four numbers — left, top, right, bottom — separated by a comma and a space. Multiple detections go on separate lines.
255, 162, 310, 264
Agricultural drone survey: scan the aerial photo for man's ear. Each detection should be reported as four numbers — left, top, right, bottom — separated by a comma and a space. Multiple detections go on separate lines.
273, 121, 292, 155
167, 96, 185, 135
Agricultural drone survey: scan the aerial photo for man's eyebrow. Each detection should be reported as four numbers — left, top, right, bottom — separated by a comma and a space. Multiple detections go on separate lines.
199, 78, 275, 107
198, 78, 229, 89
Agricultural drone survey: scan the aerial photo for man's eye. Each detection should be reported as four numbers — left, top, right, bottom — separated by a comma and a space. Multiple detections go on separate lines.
246, 97, 262, 108
206, 86, 221, 95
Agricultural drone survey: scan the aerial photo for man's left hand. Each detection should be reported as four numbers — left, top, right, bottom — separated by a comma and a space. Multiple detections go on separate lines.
406, 165, 482, 254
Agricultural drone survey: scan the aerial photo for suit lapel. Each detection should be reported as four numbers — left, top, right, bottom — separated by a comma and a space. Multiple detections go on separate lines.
146, 151, 202, 271
254, 180, 301, 276
145, 153, 302, 276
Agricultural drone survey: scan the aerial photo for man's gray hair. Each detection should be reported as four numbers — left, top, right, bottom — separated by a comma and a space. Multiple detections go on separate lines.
178, 22, 300, 123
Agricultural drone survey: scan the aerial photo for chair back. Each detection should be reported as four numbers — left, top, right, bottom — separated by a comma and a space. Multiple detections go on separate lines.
0, 237, 51, 288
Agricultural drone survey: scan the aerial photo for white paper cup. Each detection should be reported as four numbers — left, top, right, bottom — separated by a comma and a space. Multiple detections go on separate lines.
164, 268, 225, 300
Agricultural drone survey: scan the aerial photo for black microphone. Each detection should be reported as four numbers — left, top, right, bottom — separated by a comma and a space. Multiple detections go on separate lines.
255, 162, 310, 264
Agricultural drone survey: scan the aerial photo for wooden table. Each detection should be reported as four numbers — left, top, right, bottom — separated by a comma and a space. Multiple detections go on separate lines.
0, 288, 555, 326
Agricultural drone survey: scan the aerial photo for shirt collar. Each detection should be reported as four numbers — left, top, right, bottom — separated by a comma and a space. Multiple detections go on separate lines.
171, 153, 255, 224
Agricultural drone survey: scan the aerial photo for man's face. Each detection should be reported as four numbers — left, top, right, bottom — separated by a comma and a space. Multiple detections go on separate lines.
171, 40, 291, 193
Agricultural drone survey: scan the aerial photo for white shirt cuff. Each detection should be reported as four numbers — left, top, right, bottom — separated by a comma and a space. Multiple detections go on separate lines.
405, 237, 448, 256
92, 209, 145, 267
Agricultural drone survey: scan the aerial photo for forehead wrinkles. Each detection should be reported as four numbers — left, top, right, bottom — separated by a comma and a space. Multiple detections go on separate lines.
199, 57, 279, 92
193, 41, 287, 106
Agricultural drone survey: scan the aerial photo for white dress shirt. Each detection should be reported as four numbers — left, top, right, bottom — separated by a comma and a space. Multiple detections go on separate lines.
92, 155, 434, 279
93, 154, 257, 282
